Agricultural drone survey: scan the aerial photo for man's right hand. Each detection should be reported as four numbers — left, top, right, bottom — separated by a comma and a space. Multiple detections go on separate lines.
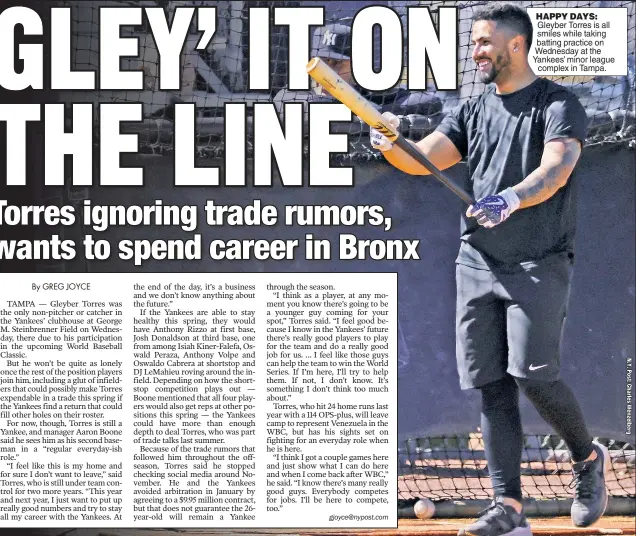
370, 112, 400, 152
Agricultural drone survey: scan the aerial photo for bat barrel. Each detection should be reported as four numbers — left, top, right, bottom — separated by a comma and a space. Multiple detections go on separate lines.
306, 57, 399, 141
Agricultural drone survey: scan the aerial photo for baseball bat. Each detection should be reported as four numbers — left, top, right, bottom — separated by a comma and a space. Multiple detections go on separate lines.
306, 57, 474, 205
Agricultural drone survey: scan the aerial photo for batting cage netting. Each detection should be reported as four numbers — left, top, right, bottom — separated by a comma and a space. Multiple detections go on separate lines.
55, 0, 635, 518
60, 0, 636, 156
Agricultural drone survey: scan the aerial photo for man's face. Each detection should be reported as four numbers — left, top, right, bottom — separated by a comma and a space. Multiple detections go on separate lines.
471, 20, 513, 84
325, 57, 352, 82
314, 58, 352, 94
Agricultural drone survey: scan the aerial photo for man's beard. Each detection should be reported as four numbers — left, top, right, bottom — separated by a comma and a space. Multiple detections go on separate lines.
478, 52, 510, 84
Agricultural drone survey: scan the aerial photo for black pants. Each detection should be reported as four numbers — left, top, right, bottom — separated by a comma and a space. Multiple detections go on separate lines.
456, 256, 592, 501
480, 375, 593, 501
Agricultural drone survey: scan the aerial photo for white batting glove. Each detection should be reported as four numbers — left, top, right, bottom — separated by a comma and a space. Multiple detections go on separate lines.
370, 112, 400, 152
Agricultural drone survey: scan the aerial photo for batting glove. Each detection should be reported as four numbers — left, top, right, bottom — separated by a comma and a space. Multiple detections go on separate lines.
467, 188, 521, 228
370, 112, 400, 152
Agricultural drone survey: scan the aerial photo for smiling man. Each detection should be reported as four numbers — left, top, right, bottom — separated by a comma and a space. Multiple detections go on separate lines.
370, 3, 609, 536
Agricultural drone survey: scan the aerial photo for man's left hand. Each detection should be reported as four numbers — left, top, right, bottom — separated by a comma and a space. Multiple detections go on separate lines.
467, 188, 521, 228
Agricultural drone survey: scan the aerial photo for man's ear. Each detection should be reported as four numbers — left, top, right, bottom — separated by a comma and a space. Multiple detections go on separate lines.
512, 36, 527, 53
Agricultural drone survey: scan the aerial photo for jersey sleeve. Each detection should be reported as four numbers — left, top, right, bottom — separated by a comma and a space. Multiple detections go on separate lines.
543, 91, 588, 145
435, 102, 469, 158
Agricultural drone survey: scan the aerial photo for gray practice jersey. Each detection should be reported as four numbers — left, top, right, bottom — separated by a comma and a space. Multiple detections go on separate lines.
436, 78, 588, 272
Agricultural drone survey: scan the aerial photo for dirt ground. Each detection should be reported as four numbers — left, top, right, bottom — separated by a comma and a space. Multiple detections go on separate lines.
19, 518, 636, 536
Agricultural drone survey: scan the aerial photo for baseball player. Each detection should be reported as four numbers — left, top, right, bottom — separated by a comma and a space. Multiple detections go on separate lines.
274, 21, 443, 117
371, 4, 609, 536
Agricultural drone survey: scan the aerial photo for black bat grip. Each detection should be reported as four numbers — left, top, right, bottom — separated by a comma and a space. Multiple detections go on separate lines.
392, 134, 475, 206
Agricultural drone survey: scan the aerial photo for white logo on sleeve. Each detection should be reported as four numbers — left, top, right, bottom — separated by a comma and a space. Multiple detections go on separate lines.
529, 363, 548, 371
322, 30, 337, 46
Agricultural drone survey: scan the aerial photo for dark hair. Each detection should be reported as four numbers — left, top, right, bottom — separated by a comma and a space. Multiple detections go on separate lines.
472, 2, 533, 51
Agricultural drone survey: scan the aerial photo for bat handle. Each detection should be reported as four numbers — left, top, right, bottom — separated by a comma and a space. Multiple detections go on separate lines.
393, 135, 475, 205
